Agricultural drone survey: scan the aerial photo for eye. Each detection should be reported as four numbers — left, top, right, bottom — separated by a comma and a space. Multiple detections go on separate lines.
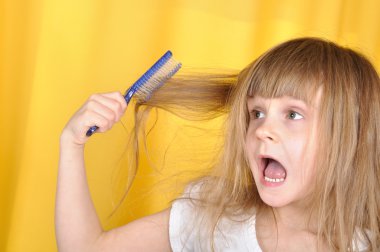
287, 111, 303, 120
251, 110, 265, 119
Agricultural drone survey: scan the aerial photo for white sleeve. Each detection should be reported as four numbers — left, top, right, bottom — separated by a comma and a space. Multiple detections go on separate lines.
169, 183, 203, 252
169, 197, 196, 252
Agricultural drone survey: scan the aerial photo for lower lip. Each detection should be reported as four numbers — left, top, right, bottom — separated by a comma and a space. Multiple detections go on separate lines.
260, 176, 285, 187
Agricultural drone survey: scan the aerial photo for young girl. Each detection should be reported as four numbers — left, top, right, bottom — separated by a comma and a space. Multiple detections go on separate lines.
56, 37, 380, 251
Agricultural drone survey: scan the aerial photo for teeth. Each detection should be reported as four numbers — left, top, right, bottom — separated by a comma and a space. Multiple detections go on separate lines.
264, 176, 285, 183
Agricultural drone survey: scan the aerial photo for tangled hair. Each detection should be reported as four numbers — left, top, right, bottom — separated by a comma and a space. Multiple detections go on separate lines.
126, 37, 380, 251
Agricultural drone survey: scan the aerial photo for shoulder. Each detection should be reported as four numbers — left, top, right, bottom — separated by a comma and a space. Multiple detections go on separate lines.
168, 182, 203, 251
353, 228, 374, 252
169, 182, 261, 252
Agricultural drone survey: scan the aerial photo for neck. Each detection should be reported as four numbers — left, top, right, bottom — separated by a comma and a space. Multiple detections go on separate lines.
256, 204, 328, 252
258, 201, 318, 233
274, 206, 316, 232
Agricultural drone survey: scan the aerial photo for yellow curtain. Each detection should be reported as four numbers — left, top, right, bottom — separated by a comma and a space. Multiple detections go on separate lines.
1, 0, 379, 251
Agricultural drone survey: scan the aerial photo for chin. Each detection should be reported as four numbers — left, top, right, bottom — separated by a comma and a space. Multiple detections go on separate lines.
262, 199, 290, 208
258, 191, 292, 208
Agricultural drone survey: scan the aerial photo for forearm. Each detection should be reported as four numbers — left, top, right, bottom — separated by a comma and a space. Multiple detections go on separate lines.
55, 92, 128, 251
55, 135, 103, 252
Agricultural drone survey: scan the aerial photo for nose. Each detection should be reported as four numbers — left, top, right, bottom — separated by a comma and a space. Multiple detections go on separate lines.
255, 119, 279, 143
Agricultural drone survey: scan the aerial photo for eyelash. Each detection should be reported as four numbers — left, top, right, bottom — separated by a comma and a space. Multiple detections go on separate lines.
250, 110, 304, 120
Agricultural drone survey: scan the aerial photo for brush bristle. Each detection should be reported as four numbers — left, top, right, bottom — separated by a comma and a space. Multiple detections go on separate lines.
134, 57, 182, 102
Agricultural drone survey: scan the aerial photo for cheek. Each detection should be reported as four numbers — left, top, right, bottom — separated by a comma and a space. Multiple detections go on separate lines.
289, 140, 317, 186
303, 145, 318, 180
245, 125, 256, 150
284, 134, 315, 179
285, 137, 307, 163
245, 132, 259, 173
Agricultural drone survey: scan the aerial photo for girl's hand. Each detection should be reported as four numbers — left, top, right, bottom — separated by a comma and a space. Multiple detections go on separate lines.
60, 92, 127, 147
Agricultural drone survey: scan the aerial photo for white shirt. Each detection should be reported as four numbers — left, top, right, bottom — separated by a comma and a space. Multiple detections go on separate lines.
169, 186, 370, 251
169, 183, 262, 252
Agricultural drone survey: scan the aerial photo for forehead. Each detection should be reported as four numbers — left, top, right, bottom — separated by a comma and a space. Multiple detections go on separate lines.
247, 79, 320, 105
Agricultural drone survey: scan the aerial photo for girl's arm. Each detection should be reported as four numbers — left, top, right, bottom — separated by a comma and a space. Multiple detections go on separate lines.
55, 92, 171, 252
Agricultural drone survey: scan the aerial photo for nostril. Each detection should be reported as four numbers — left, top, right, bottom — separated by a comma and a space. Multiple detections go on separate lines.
255, 126, 277, 142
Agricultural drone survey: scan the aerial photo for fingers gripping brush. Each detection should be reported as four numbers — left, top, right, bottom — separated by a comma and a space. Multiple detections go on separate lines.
86, 51, 182, 137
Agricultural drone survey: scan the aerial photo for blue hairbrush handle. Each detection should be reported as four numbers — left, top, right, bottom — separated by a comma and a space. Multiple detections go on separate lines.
86, 86, 133, 137
86, 125, 99, 137
85, 51, 180, 137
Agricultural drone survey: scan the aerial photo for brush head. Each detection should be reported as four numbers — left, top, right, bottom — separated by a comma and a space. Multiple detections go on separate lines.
86, 51, 181, 137
125, 51, 182, 103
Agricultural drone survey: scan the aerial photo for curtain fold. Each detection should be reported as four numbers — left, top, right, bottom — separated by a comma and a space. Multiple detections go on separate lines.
1, 0, 379, 251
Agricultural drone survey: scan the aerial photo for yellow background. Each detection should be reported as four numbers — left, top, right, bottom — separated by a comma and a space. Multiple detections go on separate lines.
1, 0, 379, 251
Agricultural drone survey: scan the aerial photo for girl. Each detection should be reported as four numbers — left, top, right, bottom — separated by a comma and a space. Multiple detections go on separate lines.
56, 37, 380, 251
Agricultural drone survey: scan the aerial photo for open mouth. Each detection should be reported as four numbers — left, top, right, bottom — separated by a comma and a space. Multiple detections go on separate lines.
261, 157, 287, 184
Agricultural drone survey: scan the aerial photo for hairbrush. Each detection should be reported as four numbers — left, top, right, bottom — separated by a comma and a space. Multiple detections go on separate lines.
86, 51, 181, 136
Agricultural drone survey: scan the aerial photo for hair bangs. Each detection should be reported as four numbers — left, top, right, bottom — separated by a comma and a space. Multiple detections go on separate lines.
247, 39, 325, 105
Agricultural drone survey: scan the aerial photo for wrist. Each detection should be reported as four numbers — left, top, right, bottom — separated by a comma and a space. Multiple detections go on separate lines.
60, 130, 85, 150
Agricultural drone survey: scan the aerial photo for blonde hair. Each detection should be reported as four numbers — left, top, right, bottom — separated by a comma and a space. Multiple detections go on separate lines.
128, 37, 380, 251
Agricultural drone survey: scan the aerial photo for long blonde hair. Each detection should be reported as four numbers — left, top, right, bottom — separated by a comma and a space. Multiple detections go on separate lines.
130, 37, 380, 251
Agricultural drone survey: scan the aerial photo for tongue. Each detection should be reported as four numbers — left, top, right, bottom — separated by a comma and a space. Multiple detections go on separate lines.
264, 159, 286, 179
